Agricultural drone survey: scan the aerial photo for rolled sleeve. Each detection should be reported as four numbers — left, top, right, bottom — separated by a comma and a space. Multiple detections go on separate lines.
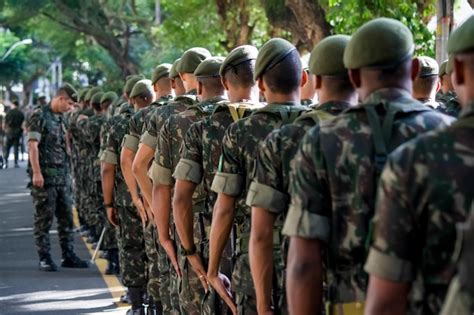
246, 181, 288, 214
122, 134, 139, 152
364, 248, 415, 282
211, 171, 244, 196
173, 158, 203, 184
140, 131, 157, 149
282, 205, 330, 241
27, 131, 41, 142
103, 150, 118, 165
150, 161, 173, 186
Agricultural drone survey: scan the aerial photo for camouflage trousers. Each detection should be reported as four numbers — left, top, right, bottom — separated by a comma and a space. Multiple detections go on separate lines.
116, 204, 147, 287
73, 162, 90, 226
31, 184, 75, 258
233, 253, 258, 315
143, 221, 161, 304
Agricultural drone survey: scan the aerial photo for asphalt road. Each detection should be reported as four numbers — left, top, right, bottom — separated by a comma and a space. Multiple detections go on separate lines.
0, 159, 126, 315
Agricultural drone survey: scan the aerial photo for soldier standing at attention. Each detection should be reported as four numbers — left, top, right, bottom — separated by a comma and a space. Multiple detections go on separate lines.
208, 38, 308, 314
247, 35, 356, 314
27, 84, 89, 271
413, 56, 442, 109
4, 100, 25, 168
364, 15, 474, 315
282, 18, 453, 314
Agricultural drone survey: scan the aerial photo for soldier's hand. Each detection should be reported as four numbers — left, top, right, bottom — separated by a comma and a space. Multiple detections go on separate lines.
187, 254, 208, 292
143, 199, 154, 221
106, 207, 119, 227
132, 197, 147, 226
32, 172, 44, 188
207, 272, 236, 314
160, 237, 182, 278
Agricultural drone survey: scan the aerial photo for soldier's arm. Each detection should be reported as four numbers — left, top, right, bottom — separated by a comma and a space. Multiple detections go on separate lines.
26, 110, 44, 188
132, 143, 154, 205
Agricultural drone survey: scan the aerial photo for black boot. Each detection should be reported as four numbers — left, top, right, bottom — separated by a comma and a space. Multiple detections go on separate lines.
61, 252, 89, 268
87, 226, 98, 244
126, 286, 144, 315
105, 249, 120, 275
38, 254, 58, 272
146, 298, 163, 315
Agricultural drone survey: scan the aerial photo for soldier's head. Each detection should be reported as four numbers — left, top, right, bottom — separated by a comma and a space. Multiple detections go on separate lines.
178, 47, 212, 93
413, 56, 440, 101
309, 35, 356, 105
448, 15, 474, 105
90, 92, 105, 112
255, 38, 307, 103
37, 94, 47, 106
52, 83, 77, 113
220, 45, 259, 103
100, 91, 118, 112
170, 58, 186, 97
151, 63, 172, 98
130, 79, 156, 109
344, 18, 418, 101
439, 59, 454, 93
123, 75, 145, 102
84, 87, 102, 108
193, 57, 226, 102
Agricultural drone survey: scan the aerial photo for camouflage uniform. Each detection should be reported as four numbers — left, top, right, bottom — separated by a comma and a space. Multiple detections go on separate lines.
27, 104, 75, 259
364, 101, 474, 314
211, 102, 307, 314
246, 101, 351, 312
437, 90, 461, 117
174, 102, 259, 313
4, 107, 25, 165
144, 93, 197, 314
282, 89, 454, 309
152, 96, 225, 314
102, 104, 147, 288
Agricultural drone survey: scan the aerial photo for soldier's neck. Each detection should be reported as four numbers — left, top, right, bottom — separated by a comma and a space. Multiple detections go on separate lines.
264, 90, 300, 105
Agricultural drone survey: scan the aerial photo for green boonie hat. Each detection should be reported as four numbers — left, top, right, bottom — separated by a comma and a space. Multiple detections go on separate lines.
310, 35, 351, 76
169, 58, 181, 78
344, 18, 414, 69
194, 57, 225, 77
78, 88, 90, 102
439, 60, 448, 76
219, 45, 258, 76
151, 63, 172, 84
417, 56, 439, 77
101, 91, 118, 104
124, 75, 145, 95
254, 38, 297, 80
61, 83, 78, 102
84, 86, 102, 102
179, 47, 212, 73
130, 79, 154, 99
448, 15, 474, 54
446, 55, 455, 74
91, 92, 104, 105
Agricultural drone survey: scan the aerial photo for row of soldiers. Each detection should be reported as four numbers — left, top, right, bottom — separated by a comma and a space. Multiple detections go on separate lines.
56, 16, 472, 315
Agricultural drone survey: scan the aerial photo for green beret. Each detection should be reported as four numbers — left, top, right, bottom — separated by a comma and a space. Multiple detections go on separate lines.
219, 45, 258, 76
254, 38, 297, 80
100, 91, 118, 104
194, 57, 225, 78
310, 35, 351, 76
84, 86, 102, 102
344, 18, 414, 69
151, 63, 172, 84
179, 47, 212, 73
91, 92, 105, 105
124, 75, 145, 95
130, 79, 154, 99
169, 58, 181, 78
448, 15, 474, 54
446, 55, 454, 75
61, 83, 78, 102
78, 88, 90, 102
439, 60, 448, 77
417, 56, 439, 77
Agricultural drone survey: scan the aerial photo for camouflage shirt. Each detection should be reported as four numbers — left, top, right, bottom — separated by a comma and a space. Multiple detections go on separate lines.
5, 107, 24, 136
282, 88, 454, 303
437, 91, 461, 118
364, 101, 474, 315
80, 113, 105, 181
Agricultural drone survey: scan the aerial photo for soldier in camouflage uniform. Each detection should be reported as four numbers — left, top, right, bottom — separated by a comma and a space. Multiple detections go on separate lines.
152, 56, 227, 314
27, 84, 89, 271
208, 38, 308, 314
282, 18, 454, 314
101, 76, 147, 315
4, 101, 25, 168
413, 56, 442, 109
246, 35, 356, 314
364, 15, 474, 315
437, 55, 462, 117
138, 55, 202, 314
173, 45, 261, 315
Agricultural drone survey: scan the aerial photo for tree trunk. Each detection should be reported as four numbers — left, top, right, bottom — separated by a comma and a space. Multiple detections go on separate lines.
215, 0, 255, 51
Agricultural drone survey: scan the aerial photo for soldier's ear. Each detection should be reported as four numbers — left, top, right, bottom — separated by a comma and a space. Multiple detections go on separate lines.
221, 76, 230, 91
300, 69, 308, 88
411, 58, 421, 82
197, 81, 203, 95
453, 56, 466, 86
258, 78, 266, 94
315, 75, 322, 90
348, 69, 361, 89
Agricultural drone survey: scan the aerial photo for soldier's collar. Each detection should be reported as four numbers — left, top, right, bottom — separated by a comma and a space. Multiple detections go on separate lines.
363, 88, 413, 104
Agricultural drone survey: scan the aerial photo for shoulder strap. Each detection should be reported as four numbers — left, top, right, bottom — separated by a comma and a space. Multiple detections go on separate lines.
227, 102, 263, 122
295, 109, 335, 124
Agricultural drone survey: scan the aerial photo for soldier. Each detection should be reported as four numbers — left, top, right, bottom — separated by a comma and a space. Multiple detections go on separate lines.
437, 55, 462, 117
4, 100, 25, 168
172, 46, 261, 315
300, 57, 316, 106
101, 76, 147, 315
282, 18, 453, 314
26, 83, 89, 271
152, 56, 227, 314
247, 35, 356, 314
0, 103, 5, 168
208, 38, 308, 314
364, 15, 474, 315
413, 56, 442, 108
